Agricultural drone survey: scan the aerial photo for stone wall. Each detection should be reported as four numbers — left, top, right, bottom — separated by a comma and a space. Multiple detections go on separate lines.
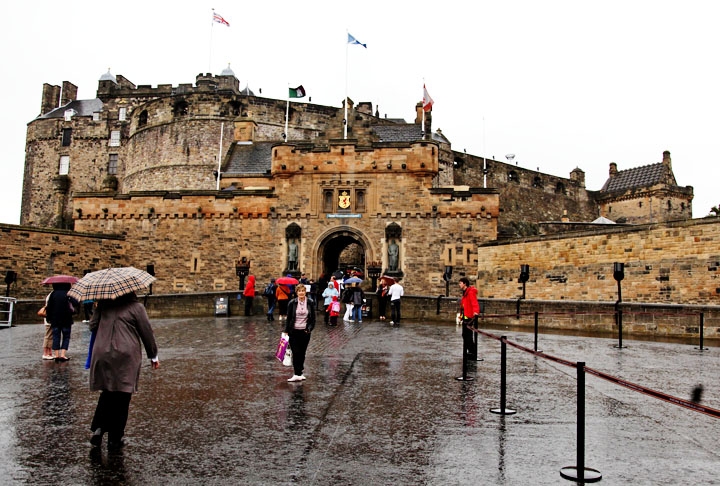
0, 223, 127, 299
476, 217, 720, 305
452, 153, 598, 235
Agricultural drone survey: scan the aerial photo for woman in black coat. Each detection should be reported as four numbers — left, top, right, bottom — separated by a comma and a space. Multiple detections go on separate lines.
283, 285, 316, 382
46, 283, 75, 362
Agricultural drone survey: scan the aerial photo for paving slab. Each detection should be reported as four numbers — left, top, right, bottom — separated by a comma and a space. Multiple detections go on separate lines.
0, 316, 718, 485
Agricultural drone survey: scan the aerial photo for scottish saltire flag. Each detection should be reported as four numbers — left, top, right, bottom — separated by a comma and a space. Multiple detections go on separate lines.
347, 33, 367, 48
213, 11, 230, 26
289, 86, 306, 98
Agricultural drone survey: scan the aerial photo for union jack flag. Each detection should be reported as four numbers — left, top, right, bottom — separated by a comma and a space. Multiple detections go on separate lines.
213, 11, 230, 27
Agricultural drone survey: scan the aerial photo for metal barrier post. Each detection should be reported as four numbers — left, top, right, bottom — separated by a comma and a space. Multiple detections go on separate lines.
614, 308, 626, 349
456, 323, 474, 382
560, 362, 602, 483
695, 312, 708, 351
491, 337, 516, 415
533, 311, 542, 353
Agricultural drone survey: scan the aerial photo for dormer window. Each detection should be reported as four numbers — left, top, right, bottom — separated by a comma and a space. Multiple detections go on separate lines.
64, 109, 76, 121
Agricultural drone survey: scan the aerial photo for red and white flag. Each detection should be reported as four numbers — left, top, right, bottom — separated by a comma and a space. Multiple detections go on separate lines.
213, 11, 230, 27
422, 84, 434, 112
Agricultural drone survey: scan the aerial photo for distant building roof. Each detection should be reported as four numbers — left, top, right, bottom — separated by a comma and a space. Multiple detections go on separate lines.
38, 99, 104, 119
600, 162, 675, 192
372, 124, 450, 144
224, 142, 274, 174
592, 216, 615, 224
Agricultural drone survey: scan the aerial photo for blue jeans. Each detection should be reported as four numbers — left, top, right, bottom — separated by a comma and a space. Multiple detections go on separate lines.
52, 326, 71, 350
352, 303, 363, 321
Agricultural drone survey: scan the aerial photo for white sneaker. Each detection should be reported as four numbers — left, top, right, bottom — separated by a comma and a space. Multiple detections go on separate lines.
287, 375, 303, 382
389, 321, 395, 325
300, 375, 307, 380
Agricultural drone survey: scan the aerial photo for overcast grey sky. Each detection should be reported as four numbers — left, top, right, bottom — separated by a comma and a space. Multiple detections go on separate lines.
1, 0, 717, 225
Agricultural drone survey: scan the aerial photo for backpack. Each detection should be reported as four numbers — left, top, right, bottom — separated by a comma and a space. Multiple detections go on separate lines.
263, 283, 275, 297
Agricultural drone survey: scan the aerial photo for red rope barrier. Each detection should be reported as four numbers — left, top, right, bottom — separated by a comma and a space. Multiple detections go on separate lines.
471, 325, 720, 420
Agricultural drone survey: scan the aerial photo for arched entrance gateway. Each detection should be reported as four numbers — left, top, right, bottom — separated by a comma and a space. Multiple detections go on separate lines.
313, 227, 376, 281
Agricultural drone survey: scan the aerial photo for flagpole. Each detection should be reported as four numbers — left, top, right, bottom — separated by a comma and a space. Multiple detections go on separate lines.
285, 84, 290, 142
344, 31, 349, 139
209, 9, 215, 72
421, 81, 426, 139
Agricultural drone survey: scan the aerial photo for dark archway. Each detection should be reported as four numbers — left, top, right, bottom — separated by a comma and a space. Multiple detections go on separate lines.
322, 234, 364, 277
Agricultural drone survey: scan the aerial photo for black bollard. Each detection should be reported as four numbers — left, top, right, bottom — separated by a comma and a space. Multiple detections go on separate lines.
695, 313, 708, 351
614, 308, 626, 349
533, 311, 542, 353
456, 338, 474, 382
560, 362, 602, 483
490, 337, 516, 415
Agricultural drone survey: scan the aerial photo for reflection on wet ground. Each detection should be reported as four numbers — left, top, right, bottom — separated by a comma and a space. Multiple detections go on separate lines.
0, 315, 718, 484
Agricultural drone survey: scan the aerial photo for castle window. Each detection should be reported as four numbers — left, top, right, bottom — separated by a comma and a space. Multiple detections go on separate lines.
108, 154, 118, 175
59, 156, 70, 175
63, 109, 76, 121
667, 200, 672, 211
508, 171, 519, 183
323, 190, 334, 212
173, 100, 189, 117
92, 112, 101, 122
681, 202, 685, 211
555, 182, 566, 194
61, 128, 72, 147
118, 107, 127, 121
356, 190, 366, 212
532, 176, 542, 188
109, 130, 121, 147
138, 110, 148, 127
639, 201, 643, 208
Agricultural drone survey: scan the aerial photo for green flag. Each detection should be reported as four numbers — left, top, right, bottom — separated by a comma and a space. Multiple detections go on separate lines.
289, 85, 306, 98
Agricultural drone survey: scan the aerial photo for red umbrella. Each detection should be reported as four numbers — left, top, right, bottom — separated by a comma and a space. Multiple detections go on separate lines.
42, 275, 79, 285
276, 276, 299, 285
380, 275, 396, 285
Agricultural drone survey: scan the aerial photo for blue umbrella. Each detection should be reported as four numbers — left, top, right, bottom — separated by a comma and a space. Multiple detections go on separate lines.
85, 329, 96, 369
344, 276, 363, 284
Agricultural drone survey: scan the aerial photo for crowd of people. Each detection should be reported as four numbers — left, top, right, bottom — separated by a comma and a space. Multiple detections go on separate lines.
42, 266, 478, 452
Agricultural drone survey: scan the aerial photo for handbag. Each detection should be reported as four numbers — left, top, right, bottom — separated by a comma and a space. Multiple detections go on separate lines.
275, 334, 289, 362
37, 306, 47, 318
282, 348, 293, 366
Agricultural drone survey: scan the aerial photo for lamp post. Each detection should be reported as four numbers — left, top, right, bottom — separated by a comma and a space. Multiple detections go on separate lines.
443, 265, 453, 297
518, 264, 530, 299
235, 257, 251, 292
366, 261, 382, 291
613, 262, 625, 348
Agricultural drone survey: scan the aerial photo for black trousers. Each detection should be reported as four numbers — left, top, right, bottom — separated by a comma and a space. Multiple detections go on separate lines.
390, 299, 401, 323
462, 316, 478, 357
288, 329, 311, 376
91, 391, 132, 442
244, 296, 254, 316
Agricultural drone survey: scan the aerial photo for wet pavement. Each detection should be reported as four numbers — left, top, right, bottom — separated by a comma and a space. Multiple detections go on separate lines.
0, 314, 718, 485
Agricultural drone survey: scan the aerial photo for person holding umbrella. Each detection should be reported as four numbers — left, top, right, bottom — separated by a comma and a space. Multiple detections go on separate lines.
68, 267, 159, 450
41, 275, 80, 361
275, 275, 298, 322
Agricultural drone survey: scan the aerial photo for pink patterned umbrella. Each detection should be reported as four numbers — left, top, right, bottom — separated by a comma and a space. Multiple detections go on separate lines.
41, 275, 79, 285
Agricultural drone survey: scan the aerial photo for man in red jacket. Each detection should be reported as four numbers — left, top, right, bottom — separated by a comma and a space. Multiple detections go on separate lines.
459, 277, 480, 359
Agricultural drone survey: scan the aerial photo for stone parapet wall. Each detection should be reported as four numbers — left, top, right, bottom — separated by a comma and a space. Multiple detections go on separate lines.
0, 223, 128, 299
10, 293, 719, 342
477, 217, 720, 305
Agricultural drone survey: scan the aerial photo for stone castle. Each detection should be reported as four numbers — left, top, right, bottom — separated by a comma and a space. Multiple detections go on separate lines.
17, 68, 696, 298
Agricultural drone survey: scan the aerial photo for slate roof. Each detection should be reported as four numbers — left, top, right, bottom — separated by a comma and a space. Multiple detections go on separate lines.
600, 162, 675, 192
38, 99, 104, 119
372, 124, 450, 144
224, 142, 274, 174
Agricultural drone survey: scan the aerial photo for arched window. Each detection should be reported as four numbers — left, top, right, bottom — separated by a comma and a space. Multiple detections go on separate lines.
138, 110, 148, 127
508, 171, 519, 183
532, 176, 542, 188
555, 182, 566, 194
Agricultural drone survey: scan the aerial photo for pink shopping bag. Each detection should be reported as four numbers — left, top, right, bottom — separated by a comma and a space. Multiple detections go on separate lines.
275, 335, 289, 362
